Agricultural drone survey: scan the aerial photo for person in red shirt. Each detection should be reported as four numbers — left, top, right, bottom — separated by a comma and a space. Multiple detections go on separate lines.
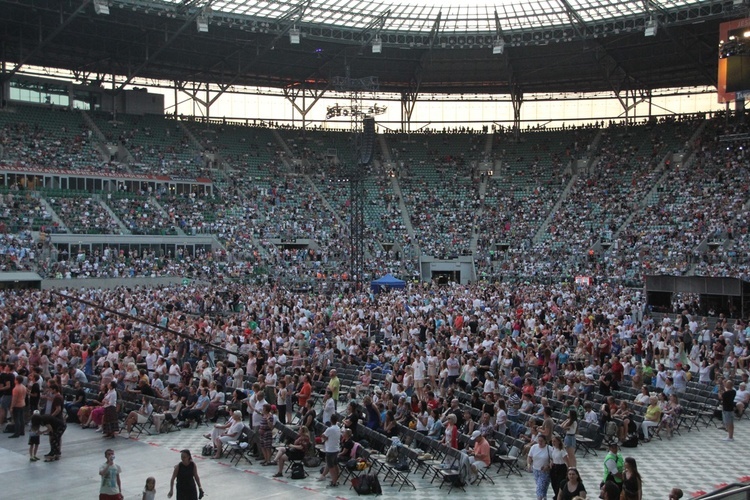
611, 356, 624, 383
9, 376, 27, 438
296, 375, 312, 410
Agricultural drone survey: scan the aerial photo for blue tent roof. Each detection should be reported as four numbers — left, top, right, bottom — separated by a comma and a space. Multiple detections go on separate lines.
370, 273, 405, 292
371, 274, 405, 285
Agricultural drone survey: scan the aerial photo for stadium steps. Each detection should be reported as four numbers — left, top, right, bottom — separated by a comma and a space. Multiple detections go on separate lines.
271, 129, 294, 158
390, 175, 419, 255
483, 132, 494, 156
149, 196, 186, 236
98, 198, 131, 235
531, 172, 578, 245
469, 176, 488, 253
377, 134, 393, 164
37, 197, 69, 233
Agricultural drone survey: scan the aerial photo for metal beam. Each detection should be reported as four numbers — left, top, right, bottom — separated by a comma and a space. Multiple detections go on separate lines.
401, 11, 442, 131
557, 0, 588, 38
642, 0, 718, 87
114, 1, 216, 93
204, 0, 312, 108
283, 82, 330, 129
1, 0, 92, 83
359, 9, 391, 45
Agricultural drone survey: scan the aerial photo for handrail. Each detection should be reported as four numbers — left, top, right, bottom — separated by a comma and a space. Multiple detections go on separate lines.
693, 482, 750, 500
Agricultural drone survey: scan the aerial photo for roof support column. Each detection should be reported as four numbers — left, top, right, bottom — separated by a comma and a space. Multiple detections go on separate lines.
401, 91, 419, 133
510, 82, 523, 142
283, 83, 328, 131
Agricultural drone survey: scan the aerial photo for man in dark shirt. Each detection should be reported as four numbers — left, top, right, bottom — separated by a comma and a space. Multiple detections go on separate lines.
0, 363, 14, 426
721, 379, 737, 442
64, 381, 87, 423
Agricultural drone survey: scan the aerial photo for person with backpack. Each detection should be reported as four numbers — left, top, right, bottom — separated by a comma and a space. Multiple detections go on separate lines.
601, 440, 624, 495
273, 426, 311, 478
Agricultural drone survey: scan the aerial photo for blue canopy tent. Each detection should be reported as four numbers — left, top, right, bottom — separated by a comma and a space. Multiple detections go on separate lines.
370, 274, 406, 293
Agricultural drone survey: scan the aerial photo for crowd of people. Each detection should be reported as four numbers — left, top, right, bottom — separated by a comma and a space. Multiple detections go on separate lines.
2, 106, 750, 288
0, 276, 745, 497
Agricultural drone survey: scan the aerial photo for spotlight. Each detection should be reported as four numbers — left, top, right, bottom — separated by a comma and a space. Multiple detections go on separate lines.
290, 26, 300, 44
372, 36, 382, 54
644, 18, 657, 37
196, 16, 209, 33
492, 37, 505, 55
93, 0, 109, 15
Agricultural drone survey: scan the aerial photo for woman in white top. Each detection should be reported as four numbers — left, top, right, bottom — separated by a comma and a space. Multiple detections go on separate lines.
415, 401, 431, 434
526, 434, 552, 500
549, 434, 570, 499
483, 372, 497, 397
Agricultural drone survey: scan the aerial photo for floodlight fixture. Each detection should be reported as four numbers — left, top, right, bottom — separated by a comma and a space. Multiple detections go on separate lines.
372, 36, 382, 54
93, 0, 109, 15
196, 16, 209, 33
644, 18, 657, 37
492, 37, 505, 55
290, 26, 301, 44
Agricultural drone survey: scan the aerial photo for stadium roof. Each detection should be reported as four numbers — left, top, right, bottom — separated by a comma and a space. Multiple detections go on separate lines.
0, 0, 744, 95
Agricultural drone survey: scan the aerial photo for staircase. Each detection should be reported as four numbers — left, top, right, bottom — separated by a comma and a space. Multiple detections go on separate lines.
98, 197, 131, 234
272, 129, 295, 158
470, 176, 488, 253
483, 133, 494, 156
81, 110, 133, 170
37, 196, 69, 233
390, 175, 419, 254
149, 196, 186, 236
378, 135, 394, 165
532, 173, 579, 245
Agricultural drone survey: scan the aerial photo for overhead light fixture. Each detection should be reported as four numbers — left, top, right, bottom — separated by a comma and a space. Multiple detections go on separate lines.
290, 26, 301, 44
644, 18, 658, 37
492, 37, 505, 55
196, 16, 209, 32
93, 0, 109, 15
372, 36, 382, 54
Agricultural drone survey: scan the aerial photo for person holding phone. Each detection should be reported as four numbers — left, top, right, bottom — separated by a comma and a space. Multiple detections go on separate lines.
99, 449, 122, 500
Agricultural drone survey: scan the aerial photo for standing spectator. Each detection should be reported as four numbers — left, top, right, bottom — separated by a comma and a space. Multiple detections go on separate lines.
601, 440, 624, 494
101, 381, 119, 439
32, 413, 67, 461
328, 370, 340, 409
621, 457, 643, 500
527, 434, 552, 500
0, 363, 13, 427
321, 413, 341, 488
720, 379, 736, 441
9, 375, 26, 438
557, 467, 587, 500
98, 449, 122, 500
168, 449, 203, 500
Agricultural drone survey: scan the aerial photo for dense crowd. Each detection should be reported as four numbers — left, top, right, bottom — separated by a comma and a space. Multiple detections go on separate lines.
1, 106, 750, 287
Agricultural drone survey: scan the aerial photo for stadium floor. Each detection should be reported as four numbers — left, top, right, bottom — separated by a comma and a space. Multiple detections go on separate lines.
0, 414, 746, 499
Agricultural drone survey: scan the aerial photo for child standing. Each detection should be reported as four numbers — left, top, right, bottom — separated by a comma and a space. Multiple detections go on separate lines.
142, 476, 156, 500
28, 410, 40, 461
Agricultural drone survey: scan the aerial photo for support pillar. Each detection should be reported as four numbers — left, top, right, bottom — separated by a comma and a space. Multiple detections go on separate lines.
401, 91, 418, 133
510, 83, 523, 142
283, 84, 327, 132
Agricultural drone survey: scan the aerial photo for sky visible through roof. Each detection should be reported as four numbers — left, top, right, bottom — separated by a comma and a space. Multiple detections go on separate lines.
158, 0, 701, 33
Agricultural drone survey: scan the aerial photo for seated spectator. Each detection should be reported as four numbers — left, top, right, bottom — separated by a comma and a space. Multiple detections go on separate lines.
273, 425, 312, 478
641, 397, 662, 441
204, 410, 244, 459
123, 396, 153, 436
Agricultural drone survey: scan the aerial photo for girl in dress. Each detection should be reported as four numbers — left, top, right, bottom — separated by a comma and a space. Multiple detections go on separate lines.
142, 477, 156, 500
